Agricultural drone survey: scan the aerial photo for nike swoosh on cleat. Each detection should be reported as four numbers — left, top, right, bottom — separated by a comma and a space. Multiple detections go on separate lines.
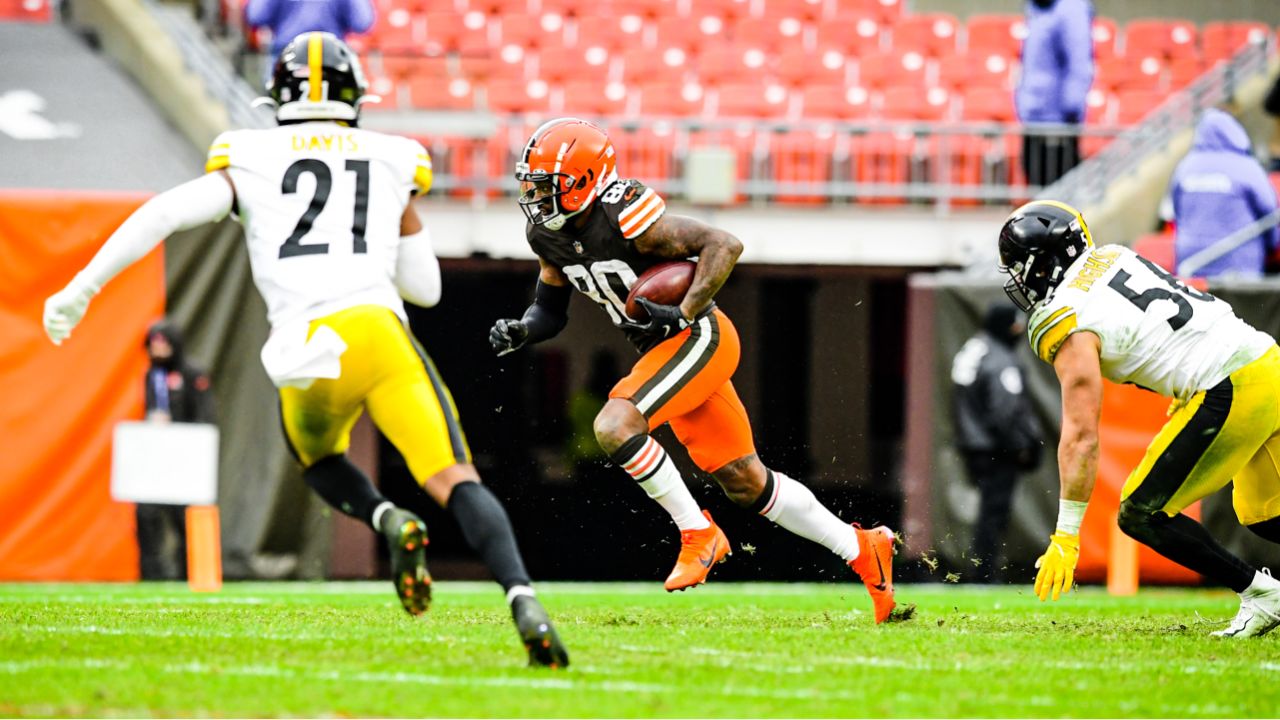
699, 538, 719, 568
872, 548, 887, 592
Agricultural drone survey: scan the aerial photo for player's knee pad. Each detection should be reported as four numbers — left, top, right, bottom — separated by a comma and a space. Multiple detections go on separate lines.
1117, 498, 1167, 543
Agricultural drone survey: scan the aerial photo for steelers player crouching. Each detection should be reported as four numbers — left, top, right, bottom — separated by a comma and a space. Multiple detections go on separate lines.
999, 200, 1280, 638
43, 32, 568, 666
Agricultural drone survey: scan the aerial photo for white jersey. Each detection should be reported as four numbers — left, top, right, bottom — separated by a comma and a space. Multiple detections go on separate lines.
1027, 244, 1274, 398
205, 122, 432, 329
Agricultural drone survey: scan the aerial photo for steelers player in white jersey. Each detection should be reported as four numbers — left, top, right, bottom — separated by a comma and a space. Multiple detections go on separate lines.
42, 32, 567, 667
999, 200, 1280, 638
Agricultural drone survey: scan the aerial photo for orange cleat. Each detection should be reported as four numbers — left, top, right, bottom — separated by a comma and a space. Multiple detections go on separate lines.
664, 510, 731, 592
849, 524, 897, 623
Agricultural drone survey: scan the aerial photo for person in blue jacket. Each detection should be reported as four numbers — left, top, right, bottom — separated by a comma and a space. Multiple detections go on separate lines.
246, 0, 375, 62
1170, 108, 1280, 278
1015, 0, 1095, 187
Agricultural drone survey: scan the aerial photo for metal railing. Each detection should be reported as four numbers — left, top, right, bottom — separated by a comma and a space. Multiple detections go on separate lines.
1044, 38, 1274, 209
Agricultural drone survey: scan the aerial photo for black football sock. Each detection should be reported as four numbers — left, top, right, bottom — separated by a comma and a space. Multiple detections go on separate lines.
1119, 505, 1255, 593
448, 480, 533, 593
1246, 516, 1280, 544
303, 455, 389, 530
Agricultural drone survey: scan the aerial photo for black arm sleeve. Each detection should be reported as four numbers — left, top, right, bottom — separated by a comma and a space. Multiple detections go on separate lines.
520, 280, 571, 344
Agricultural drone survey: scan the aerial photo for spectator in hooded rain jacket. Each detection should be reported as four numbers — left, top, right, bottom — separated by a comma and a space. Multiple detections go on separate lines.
1170, 108, 1279, 279
246, 0, 375, 62
1015, 0, 1095, 188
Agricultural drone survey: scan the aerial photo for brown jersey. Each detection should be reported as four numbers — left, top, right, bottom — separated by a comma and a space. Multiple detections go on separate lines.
526, 178, 670, 351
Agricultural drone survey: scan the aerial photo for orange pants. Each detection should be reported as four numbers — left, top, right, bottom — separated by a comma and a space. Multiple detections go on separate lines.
610, 308, 756, 472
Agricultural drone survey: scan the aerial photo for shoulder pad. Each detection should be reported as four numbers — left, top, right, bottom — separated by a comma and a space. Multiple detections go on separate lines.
1028, 300, 1079, 363
602, 179, 665, 240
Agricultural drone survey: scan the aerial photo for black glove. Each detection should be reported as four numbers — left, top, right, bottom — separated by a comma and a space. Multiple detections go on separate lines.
489, 318, 529, 356
622, 297, 691, 340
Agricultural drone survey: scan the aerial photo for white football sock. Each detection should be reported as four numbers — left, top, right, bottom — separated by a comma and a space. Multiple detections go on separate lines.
1244, 569, 1280, 597
759, 471, 859, 561
619, 436, 709, 531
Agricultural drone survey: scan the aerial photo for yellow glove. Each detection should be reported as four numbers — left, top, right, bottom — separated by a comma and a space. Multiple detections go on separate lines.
1033, 532, 1080, 601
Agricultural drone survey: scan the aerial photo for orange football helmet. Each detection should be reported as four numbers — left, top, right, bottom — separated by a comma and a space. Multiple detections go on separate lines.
515, 118, 618, 231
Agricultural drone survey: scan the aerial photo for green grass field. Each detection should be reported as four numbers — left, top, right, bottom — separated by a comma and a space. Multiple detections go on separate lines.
1, 581, 1277, 718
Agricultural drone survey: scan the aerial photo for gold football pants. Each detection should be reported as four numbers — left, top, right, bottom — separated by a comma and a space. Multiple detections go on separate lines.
1121, 346, 1280, 525
278, 305, 471, 483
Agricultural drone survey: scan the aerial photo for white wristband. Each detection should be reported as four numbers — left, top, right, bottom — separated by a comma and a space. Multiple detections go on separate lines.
1056, 499, 1088, 535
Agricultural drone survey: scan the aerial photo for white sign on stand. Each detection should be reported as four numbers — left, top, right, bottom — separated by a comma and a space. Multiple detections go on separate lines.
111, 422, 219, 506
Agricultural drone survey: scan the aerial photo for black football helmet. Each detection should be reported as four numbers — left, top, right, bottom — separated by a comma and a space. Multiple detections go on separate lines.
997, 200, 1094, 312
264, 32, 371, 124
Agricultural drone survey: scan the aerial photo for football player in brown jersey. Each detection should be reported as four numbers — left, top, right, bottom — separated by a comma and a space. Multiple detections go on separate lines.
488, 118, 898, 623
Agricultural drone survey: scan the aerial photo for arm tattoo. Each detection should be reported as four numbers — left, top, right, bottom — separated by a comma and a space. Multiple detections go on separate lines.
634, 214, 743, 318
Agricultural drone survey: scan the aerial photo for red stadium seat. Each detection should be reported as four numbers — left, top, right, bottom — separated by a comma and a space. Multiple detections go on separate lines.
936, 52, 1013, 90
572, 14, 648, 50
1202, 21, 1271, 64
890, 13, 959, 57
1096, 55, 1164, 92
612, 126, 678, 186
881, 85, 952, 121
540, 0, 590, 16
453, 10, 495, 53
1092, 16, 1119, 60
368, 10, 422, 54
559, 80, 630, 116
1133, 230, 1176, 270
695, 46, 772, 86
715, 83, 790, 119
765, 0, 826, 22
407, 77, 478, 111
776, 48, 849, 87
539, 45, 612, 83
637, 81, 706, 116
960, 87, 1015, 122
466, 0, 531, 15
362, 76, 401, 111
620, 46, 690, 84
848, 131, 913, 205
771, 130, 840, 205
0, 0, 53, 20
423, 12, 464, 53
734, 16, 807, 52
1123, 18, 1197, 60
655, 15, 724, 49
1080, 89, 1115, 157
496, 13, 567, 48
800, 85, 873, 120
833, 0, 902, 23
1168, 56, 1205, 90
964, 14, 1024, 58
857, 49, 929, 89
487, 78, 553, 114
689, 0, 752, 21
380, 56, 450, 83
815, 14, 883, 56
1114, 89, 1167, 126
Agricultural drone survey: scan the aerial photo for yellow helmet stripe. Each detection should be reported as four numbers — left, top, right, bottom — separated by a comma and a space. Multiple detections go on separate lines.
1022, 199, 1094, 247
307, 32, 323, 102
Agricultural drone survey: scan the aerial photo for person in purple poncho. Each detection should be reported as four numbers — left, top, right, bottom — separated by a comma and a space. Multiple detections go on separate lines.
246, 0, 375, 61
1015, 0, 1095, 188
1170, 108, 1280, 279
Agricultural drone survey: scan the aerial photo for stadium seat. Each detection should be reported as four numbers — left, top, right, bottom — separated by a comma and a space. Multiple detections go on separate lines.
1092, 16, 1119, 60
539, 45, 612, 83
466, 0, 531, 15
1168, 56, 1205, 90
776, 48, 849, 88
936, 52, 1013, 90
715, 82, 790, 118
407, 76, 478, 111
814, 15, 883, 57
833, 0, 902, 23
655, 15, 724, 49
696, 46, 771, 86
559, 80, 629, 116
1080, 89, 1115, 157
856, 49, 929, 89
572, 14, 647, 50
612, 126, 678, 186
960, 87, 1016, 123
1114, 89, 1167, 126
496, 13, 567, 48
689, 0, 752, 21
881, 85, 952, 122
1202, 21, 1271, 64
963, 14, 1024, 58
890, 13, 959, 57
847, 131, 913, 204
453, 10, 495, 53
362, 76, 401, 111
368, 11, 422, 54
0, 0, 53, 20
1096, 55, 1164, 92
621, 46, 690, 84
1123, 18, 1197, 60
734, 16, 806, 51
540, 0, 590, 16
423, 12, 465, 53
799, 85, 872, 120
637, 81, 706, 116
1133, 230, 1176, 269
765, 0, 826, 22
380, 56, 449, 83
487, 78, 553, 113
771, 130, 840, 205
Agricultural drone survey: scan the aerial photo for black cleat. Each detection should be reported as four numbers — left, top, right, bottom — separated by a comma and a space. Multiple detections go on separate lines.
379, 507, 431, 617
512, 595, 569, 669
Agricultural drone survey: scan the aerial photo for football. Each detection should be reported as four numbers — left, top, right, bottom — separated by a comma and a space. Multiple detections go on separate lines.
624, 261, 696, 321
